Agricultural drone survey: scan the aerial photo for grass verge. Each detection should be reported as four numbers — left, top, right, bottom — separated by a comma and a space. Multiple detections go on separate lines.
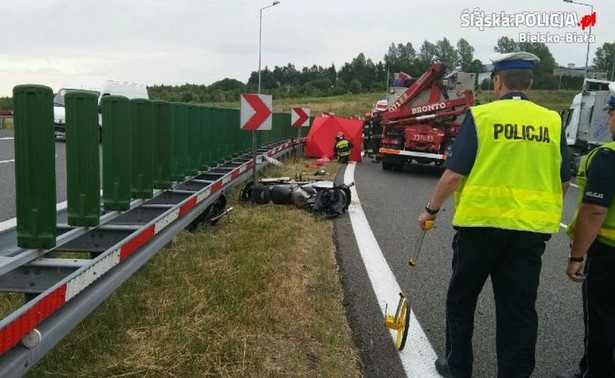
477, 89, 577, 111
26, 157, 361, 377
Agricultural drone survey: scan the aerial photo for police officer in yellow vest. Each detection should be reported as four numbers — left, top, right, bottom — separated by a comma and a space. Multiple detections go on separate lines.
334, 132, 353, 164
558, 84, 615, 378
417, 52, 571, 378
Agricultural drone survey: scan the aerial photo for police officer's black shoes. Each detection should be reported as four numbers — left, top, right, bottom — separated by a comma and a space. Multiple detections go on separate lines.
555, 373, 582, 378
435, 357, 455, 378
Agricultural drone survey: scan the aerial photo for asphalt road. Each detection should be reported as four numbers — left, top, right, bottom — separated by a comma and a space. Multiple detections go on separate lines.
336, 159, 585, 378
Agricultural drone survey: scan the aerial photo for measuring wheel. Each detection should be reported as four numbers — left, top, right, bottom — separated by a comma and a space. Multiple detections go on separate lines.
383, 220, 434, 351
384, 294, 411, 350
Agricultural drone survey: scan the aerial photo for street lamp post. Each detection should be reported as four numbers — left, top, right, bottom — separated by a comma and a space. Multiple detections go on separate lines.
253, 1, 279, 185
258, 1, 280, 94
563, 0, 593, 78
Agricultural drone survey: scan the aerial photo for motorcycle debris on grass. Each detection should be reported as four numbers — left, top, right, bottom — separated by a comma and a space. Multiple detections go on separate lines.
240, 178, 354, 219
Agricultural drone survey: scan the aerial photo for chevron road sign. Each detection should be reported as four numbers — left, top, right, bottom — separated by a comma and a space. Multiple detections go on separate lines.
291, 107, 310, 127
240, 94, 272, 131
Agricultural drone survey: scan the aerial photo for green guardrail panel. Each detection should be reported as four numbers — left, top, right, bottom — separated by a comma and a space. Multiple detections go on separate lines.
130, 99, 154, 198
186, 104, 200, 176
198, 106, 211, 170
172, 102, 188, 181
212, 107, 225, 164
221, 108, 230, 160
232, 109, 242, 156
13, 84, 56, 249
65, 91, 100, 226
102, 95, 131, 211
153, 100, 172, 189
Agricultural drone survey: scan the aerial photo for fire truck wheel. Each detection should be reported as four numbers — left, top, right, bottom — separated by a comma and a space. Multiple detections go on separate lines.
382, 162, 392, 171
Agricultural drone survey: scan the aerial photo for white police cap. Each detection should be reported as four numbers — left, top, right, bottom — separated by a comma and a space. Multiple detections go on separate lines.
490, 52, 540, 73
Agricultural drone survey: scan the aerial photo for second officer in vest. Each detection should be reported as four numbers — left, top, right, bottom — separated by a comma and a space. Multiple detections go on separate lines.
558, 84, 615, 378
417, 52, 571, 378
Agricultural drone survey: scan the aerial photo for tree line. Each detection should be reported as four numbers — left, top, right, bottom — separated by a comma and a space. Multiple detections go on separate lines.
148, 38, 614, 104
1, 39, 614, 110
0, 97, 11, 110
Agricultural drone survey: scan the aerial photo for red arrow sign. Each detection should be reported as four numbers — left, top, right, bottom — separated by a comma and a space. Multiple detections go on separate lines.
240, 94, 272, 131
291, 107, 310, 127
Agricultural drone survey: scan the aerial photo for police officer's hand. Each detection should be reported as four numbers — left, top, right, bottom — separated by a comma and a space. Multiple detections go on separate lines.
418, 211, 436, 231
566, 261, 585, 283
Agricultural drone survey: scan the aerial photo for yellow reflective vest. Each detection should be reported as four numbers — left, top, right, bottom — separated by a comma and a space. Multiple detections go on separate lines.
335, 140, 351, 157
452, 98, 564, 233
566, 142, 615, 247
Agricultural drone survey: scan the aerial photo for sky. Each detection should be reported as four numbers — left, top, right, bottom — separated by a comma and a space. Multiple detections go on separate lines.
0, 0, 612, 97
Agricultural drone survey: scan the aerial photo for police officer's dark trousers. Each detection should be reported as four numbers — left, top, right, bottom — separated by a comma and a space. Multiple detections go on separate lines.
577, 240, 615, 378
445, 227, 547, 378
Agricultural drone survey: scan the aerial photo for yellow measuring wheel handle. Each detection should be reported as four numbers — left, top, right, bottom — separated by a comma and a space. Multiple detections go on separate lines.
410, 220, 435, 267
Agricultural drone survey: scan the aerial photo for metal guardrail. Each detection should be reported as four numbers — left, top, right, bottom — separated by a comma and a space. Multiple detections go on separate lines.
1, 83, 309, 377
0, 138, 303, 377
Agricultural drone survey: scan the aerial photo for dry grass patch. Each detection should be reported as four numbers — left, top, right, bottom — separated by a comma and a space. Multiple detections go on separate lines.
0, 293, 24, 319
477, 90, 576, 111
28, 157, 361, 377
213, 89, 577, 118
214, 93, 386, 118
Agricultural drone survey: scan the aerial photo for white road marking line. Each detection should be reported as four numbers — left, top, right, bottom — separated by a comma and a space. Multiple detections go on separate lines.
0, 218, 16, 232
344, 162, 439, 377
0, 190, 102, 233
560, 223, 568, 229
570, 183, 578, 188
56, 201, 68, 211
1, 155, 57, 164
0, 137, 14, 141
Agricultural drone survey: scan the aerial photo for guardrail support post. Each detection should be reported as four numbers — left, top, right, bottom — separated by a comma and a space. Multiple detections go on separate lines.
13, 84, 56, 249
130, 99, 154, 198
153, 100, 172, 189
65, 91, 100, 226
102, 95, 131, 211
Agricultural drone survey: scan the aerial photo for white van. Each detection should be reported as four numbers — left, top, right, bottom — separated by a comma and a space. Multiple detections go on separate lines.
53, 78, 149, 140
562, 78, 614, 174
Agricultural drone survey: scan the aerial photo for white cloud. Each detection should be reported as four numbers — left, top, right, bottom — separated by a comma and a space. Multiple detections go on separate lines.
0, 0, 611, 96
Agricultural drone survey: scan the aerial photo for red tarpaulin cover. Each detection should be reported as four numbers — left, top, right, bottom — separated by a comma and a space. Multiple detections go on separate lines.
305, 116, 362, 162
